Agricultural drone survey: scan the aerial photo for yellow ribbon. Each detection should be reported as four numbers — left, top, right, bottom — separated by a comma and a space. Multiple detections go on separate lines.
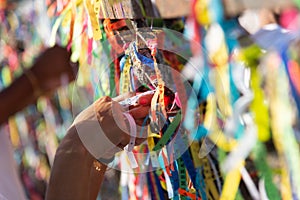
121, 57, 132, 93
239, 45, 270, 142
85, 0, 102, 40
220, 161, 244, 200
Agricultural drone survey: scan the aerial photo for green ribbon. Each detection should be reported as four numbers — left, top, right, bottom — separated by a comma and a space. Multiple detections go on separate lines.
252, 142, 280, 200
152, 111, 182, 151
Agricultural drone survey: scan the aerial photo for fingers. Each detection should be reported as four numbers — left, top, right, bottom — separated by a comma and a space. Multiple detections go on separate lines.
95, 97, 126, 146
128, 93, 153, 143
135, 118, 150, 126
128, 92, 153, 119
112, 92, 136, 102
138, 93, 153, 106
95, 93, 153, 155
69, 61, 79, 81
129, 105, 151, 120
52, 45, 77, 82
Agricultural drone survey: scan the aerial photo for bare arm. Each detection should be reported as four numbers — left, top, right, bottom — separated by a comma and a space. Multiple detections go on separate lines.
45, 126, 107, 200
0, 72, 36, 124
46, 93, 153, 200
0, 45, 77, 125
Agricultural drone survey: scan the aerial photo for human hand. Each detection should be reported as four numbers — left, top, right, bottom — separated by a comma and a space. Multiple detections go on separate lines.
93, 92, 153, 160
31, 45, 78, 95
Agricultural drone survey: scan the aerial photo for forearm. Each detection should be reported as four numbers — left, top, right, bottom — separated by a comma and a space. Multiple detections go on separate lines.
89, 161, 107, 200
46, 93, 148, 199
0, 45, 77, 125
46, 126, 106, 200
0, 72, 37, 125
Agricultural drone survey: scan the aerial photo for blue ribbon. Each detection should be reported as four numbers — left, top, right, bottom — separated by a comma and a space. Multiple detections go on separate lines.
281, 49, 300, 118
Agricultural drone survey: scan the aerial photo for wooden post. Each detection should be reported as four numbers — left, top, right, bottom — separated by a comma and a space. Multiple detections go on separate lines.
223, 0, 294, 16
98, 0, 191, 19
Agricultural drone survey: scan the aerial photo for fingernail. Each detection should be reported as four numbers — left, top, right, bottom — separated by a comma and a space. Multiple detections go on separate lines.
139, 97, 148, 105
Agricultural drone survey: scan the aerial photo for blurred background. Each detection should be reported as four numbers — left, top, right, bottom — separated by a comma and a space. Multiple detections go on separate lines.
1, 0, 300, 199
